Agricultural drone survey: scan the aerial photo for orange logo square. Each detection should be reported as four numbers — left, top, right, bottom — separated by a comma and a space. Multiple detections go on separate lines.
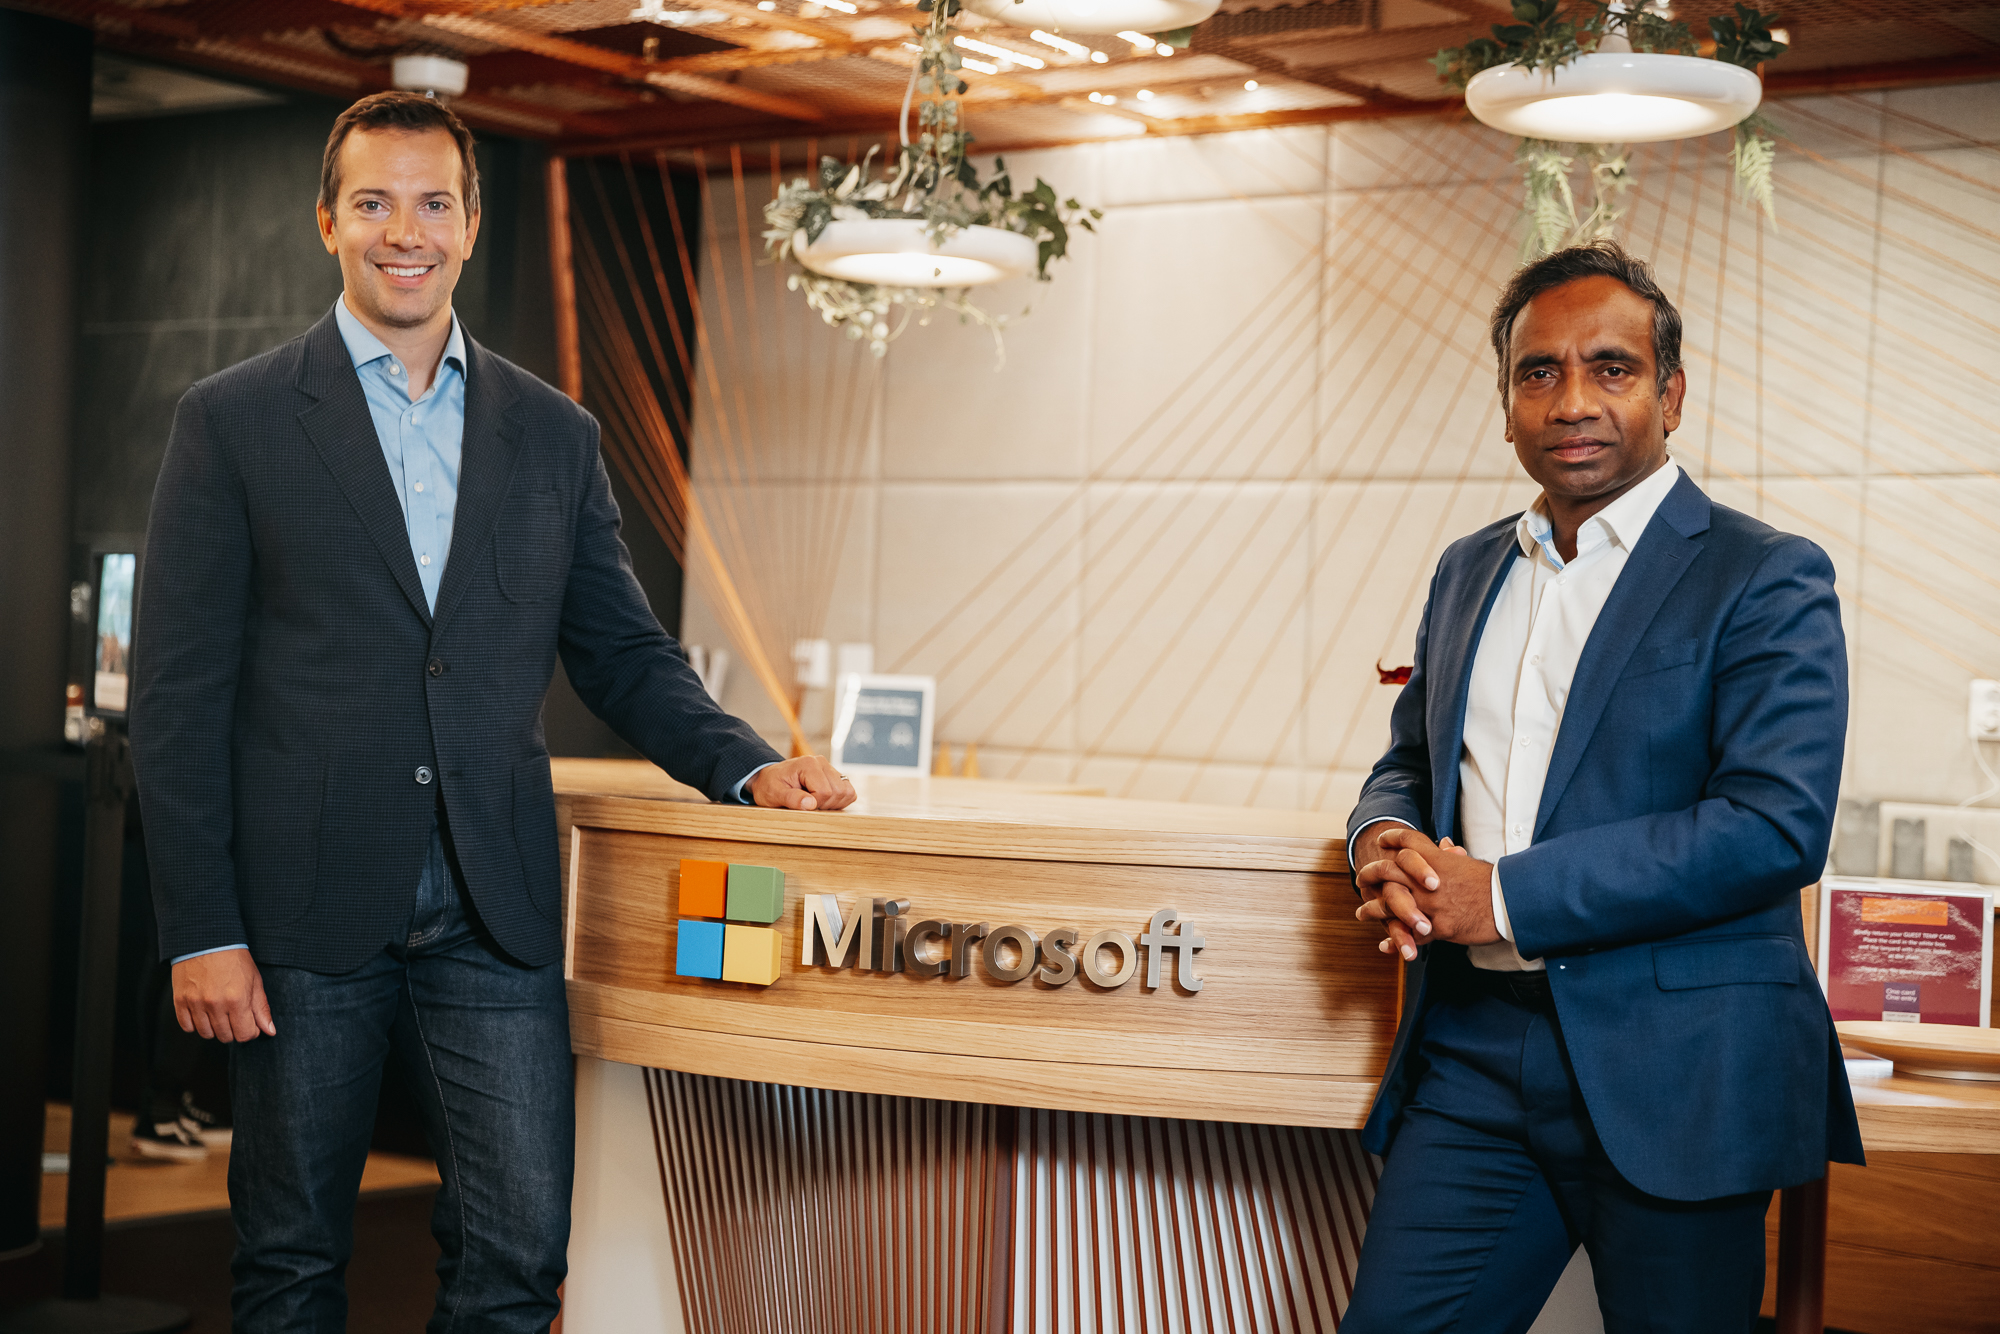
678, 859, 729, 919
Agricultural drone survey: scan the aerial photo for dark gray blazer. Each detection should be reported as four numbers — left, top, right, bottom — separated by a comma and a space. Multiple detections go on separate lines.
131, 310, 780, 972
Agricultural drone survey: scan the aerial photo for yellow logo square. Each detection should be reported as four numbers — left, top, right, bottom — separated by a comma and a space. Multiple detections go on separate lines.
721, 923, 782, 986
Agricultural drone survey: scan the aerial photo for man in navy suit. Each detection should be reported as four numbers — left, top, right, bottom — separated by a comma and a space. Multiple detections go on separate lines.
130, 92, 854, 1331
1342, 242, 1861, 1332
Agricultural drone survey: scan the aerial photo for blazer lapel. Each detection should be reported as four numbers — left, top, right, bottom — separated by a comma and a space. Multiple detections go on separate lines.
431, 338, 524, 635
1428, 526, 1521, 838
1532, 472, 1711, 837
296, 313, 432, 626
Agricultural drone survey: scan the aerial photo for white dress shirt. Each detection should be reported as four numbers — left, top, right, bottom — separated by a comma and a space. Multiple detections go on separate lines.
1462, 458, 1683, 970
1351, 458, 1683, 972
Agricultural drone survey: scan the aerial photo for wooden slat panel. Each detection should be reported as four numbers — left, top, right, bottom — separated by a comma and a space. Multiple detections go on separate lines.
646, 1072, 1379, 1334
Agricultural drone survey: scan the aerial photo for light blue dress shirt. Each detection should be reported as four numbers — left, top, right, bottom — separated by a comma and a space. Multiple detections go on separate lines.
333, 294, 465, 613
174, 299, 764, 967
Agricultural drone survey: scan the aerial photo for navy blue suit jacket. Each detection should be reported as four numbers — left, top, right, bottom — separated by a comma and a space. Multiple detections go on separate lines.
131, 311, 781, 973
1348, 471, 1864, 1201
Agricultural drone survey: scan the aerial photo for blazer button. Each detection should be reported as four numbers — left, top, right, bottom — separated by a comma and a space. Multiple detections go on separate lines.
427, 658, 447, 677
415, 766, 434, 785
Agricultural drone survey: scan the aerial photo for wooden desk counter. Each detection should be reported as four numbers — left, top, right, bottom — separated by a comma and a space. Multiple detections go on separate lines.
554, 763, 2000, 1334
555, 761, 1395, 1129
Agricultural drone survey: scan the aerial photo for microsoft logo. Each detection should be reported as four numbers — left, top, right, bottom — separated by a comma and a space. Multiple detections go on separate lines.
672, 859, 784, 986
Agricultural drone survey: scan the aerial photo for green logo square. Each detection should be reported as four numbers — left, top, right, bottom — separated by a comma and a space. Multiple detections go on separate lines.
725, 864, 785, 924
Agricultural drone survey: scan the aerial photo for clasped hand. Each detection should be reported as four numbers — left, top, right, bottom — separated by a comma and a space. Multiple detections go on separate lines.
1354, 825, 1501, 960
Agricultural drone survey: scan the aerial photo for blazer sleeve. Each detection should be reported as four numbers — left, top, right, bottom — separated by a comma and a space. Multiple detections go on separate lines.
1347, 560, 1442, 853
554, 424, 783, 801
1501, 535, 1847, 957
129, 385, 254, 960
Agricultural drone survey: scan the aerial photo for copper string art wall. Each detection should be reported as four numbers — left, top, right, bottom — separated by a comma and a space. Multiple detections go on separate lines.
618, 94, 2000, 813
643, 1070, 1378, 1334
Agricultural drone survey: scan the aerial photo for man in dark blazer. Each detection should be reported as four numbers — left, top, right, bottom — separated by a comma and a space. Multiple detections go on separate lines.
130, 91, 853, 1331
1341, 242, 1861, 1332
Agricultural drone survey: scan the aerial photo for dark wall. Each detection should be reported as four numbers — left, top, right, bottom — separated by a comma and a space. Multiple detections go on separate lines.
0, 7, 92, 1257
72, 86, 686, 757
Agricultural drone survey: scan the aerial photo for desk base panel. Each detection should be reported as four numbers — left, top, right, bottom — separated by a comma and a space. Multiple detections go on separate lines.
633, 1067, 1378, 1334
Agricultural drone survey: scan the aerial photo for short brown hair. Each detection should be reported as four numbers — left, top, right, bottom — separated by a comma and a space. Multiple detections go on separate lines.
319, 91, 481, 218
1489, 240, 1682, 404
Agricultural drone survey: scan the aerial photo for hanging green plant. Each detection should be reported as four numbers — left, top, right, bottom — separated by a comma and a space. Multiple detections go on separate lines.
763, 0, 1100, 359
1518, 139, 1634, 259
1433, 1, 1787, 256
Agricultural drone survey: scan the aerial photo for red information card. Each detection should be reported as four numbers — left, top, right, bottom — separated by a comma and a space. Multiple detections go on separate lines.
1817, 877, 1994, 1027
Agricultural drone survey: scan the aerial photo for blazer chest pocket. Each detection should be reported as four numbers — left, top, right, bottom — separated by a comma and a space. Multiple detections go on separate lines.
1622, 636, 1699, 680
1653, 935, 1799, 990
496, 490, 569, 604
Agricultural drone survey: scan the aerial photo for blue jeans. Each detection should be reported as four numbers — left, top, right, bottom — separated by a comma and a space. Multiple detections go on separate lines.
1344, 974, 1772, 1334
227, 827, 574, 1333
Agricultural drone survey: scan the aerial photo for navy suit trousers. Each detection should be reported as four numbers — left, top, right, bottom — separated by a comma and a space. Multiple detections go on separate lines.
1343, 974, 1772, 1334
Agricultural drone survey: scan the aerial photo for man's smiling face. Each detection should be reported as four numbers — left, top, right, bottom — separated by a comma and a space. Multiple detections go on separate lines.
316, 126, 479, 332
1503, 274, 1685, 508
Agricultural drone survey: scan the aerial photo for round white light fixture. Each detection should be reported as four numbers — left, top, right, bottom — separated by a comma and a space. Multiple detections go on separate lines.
391, 54, 470, 97
794, 220, 1038, 287
962, 0, 1218, 38
1463, 52, 1761, 144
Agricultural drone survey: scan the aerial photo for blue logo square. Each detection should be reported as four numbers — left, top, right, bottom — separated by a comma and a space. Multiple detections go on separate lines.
675, 919, 726, 979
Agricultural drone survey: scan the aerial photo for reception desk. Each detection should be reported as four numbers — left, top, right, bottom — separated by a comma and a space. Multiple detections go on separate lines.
554, 762, 1394, 1334
554, 762, 2000, 1334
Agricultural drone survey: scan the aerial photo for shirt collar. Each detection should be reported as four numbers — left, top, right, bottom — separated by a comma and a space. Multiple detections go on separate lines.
333, 293, 466, 381
1516, 456, 1683, 567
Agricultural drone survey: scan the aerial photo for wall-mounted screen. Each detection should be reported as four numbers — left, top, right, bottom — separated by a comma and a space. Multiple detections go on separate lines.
92, 551, 137, 716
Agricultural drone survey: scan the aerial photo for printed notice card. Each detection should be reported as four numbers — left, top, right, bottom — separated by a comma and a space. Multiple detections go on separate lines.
828, 673, 936, 776
1817, 877, 1994, 1027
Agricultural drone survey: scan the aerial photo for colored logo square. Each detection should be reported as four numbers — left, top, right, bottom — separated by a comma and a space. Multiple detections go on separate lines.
725, 864, 785, 924
678, 859, 729, 918
721, 924, 781, 986
674, 919, 725, 979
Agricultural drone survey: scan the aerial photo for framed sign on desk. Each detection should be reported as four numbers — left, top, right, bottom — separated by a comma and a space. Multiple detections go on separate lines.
1817, 876, 1994, 1027
828, 673, 935, 776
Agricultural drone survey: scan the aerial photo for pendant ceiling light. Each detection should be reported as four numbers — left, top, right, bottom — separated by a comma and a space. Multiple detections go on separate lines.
1463, 37, 1762, 144
794, 219, 1038, 288
962, 0, 1218, 37
390, 54, 469, 97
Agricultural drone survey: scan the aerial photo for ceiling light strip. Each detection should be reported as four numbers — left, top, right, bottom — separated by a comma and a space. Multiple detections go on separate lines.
956, 35, 1045, 68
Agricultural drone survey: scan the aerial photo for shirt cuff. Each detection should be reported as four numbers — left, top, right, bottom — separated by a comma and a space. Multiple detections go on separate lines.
171, 944, 248, 965
731, 761, 779, 805
1490, 863, 1515, 944
1347, 816, 1416, 883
